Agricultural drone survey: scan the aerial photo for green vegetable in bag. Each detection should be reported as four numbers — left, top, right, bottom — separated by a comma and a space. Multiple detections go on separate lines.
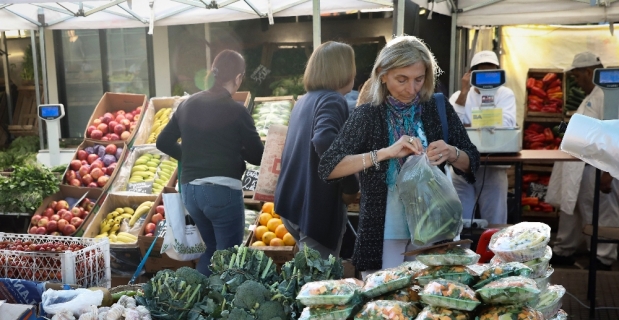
476, 276, 540, 305
414, 265, 478, 286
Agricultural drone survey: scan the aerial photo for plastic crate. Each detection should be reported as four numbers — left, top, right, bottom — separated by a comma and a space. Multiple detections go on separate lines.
0, 233, 111, 288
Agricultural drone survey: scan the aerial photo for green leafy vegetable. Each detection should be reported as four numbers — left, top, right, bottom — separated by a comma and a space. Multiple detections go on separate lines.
0, 164, 59, 213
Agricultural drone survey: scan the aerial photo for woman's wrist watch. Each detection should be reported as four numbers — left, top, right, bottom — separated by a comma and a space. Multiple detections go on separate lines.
447, 146, 460, 165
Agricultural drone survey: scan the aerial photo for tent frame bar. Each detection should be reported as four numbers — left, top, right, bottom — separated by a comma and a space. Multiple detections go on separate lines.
4, 8, 42, 26
243, 0, 266, 17
458, 0, 504, 13
359, 0, 392, 6
84, 0, 125, 16
33, 4, 74, 16
118, 3, 148, 23
273, 0, 309, 14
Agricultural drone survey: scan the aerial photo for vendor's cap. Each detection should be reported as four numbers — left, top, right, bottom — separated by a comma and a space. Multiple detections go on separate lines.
566, 51, 602, 71
470, 51, 499, 68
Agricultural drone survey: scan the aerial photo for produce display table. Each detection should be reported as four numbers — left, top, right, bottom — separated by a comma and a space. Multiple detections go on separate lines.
482, 150, 579, 223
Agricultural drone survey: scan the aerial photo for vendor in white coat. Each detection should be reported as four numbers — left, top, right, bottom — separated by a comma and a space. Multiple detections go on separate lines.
449, 51, 517, 225
546, 51, 619, 271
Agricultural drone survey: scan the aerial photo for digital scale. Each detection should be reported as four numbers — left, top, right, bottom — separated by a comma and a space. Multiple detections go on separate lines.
37, 104, 65, 167
593, 68, 619, 120
466, 69, 522, 153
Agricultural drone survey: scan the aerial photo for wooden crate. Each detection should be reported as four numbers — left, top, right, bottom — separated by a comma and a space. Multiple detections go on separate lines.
8, 86, 43, 137
525, 68, 565, 119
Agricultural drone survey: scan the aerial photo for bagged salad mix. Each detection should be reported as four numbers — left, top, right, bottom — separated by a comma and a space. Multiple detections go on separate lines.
473, 262, 532, 289
417, 246, 480, 266
419, 279, 480, 311
302, 304, 358, 320
399, 261, 428, 275
491, 246, 552, 278
476, 305, 544, 320
534, 285, 566, 319
532, 267, 554, 292
489, 222, 550, 262
476, 276, 540, 305
297, 279, 361, 306
415, 306, 471, 320
376, 285, 421, 303
361, 267, 414, 299
414, 265, 478, 286
354, 300, 420, 319
396, 154, 463, 246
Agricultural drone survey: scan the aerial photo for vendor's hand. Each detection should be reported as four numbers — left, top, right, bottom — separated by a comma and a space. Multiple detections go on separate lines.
427, 140, 453, 166
381, 136, 423, 160
601, 171, 613, 194
461, 72, 471, 92
342, 193, 358, 205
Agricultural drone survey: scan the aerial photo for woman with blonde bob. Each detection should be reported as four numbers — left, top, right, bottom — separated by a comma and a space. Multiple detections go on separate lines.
275, 41, 360, 259
319, 36, 480, 271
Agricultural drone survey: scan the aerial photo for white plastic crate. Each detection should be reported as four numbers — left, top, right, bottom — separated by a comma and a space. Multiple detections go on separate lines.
0, 233, 111, 288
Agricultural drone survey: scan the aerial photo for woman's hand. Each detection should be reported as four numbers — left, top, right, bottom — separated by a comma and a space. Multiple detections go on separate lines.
379, 135, 423, 161
426, 140, 454, 166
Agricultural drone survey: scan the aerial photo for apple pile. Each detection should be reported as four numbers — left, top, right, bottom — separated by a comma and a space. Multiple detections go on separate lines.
65, 143, 123, 188
144, 203, 166, 236
86, 107, 142, 141
28, 198, 95, 236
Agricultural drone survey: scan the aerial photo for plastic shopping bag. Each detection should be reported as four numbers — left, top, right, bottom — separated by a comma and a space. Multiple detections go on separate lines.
396, 154, 463, 246
41, 288, 103, 317
161, 192, 206, 261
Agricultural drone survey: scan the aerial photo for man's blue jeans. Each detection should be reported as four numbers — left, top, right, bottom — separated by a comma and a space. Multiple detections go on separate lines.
181, 183, 244, 275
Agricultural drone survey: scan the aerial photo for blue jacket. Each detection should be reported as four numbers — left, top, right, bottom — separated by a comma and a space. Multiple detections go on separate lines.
275, 90, 359, 250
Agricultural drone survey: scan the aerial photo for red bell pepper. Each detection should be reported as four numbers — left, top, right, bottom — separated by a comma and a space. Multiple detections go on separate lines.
543, 128, 554, 141
527, 123, 544, 133
542, 73, 558, 84
534, 80, 544, 89
539, 176, 550, 185
529, 86, 547, 99
528, 103, 542, 112
530, 142, 546, 149
541, 106, 559, 113
547, 86, 562, 94
539, 202, 554, 212
523, 173, 539, 183
526, 77, 536, 89
548, 92, 563, 99
533, 205, 542, 212
555, 137, 562, 145
530, 133, 547, 142
547, 78, 562, 89
528, 95, 543, 103
522, 197, 540, 206
548, 98, 563, 106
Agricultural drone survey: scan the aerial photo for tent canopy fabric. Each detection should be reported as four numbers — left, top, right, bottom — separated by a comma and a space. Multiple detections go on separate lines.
0, 0, 392, 30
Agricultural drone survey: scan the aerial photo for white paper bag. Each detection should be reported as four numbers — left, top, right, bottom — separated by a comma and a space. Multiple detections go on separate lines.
253, 124, 288, 202
160, 193, 206, 261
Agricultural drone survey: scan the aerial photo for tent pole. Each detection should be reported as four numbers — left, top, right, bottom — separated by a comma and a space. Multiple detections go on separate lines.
31, 31, 44, 151
39, 27, 49, 148
312, 0, 320, 50
449, 10, 457, 95
396, 0, 404, 36
1, 32, 13, 128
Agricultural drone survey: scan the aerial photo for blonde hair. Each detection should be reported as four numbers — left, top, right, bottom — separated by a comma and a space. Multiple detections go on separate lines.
357, 79, 373, 106
304, 41, 356, 92
369, 36, 441, 105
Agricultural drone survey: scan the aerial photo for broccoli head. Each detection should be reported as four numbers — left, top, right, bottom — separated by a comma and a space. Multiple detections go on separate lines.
232, 280, 272, 311
176, 266, 209, 288
255, 300, 287, 320
226, 308, 255, 320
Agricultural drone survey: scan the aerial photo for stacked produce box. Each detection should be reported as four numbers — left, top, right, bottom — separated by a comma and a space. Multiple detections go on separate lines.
246, 202, 298, 266
526, 71, 564, 115
252, 97, 295, 138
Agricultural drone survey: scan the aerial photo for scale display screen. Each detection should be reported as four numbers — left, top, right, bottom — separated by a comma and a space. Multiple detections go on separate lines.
41, 106, 60, 118
599, 70, 619, 84
38, 104, 65, 121
471, 69, 506, 89
476, 72, 501, 85
593, 68, 619, 89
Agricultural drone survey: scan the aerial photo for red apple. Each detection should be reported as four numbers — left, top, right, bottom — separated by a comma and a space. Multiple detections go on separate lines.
57, 219, 68, 231
90, 129, 103, 140
135, 106, 142, 114
81, 160, 88, 166
38, 217, 49, 227
116, 110, 126, 116
81, 210, 89, 219
69, 159, 81, 171
85, 202, 95, 211
63, 224, 76, 236
151, 213, 164, 224
145, 223, 156, 234
51, 232, 62, 236
115, 114, 125, 123
71, 207, 82, 217
78, 165, 90, 178
124, 113, 134, 121
97, 176, 109, 187
87, 182, 99, 188
78, 150, 89, 161
31, 214, 42, 225
50, 214, 60, 221
86, 126, 97, 138
101, 136, 110, 141
97, 123, 109, 134
81, 174, 93, 186
108, 121, 118, 130
43, 208, 55, 218
57, 209, 68, 216
120, 131, 131, 140
105, 144, 117, 155
29, 226, 38, 234
61, 211, 73, 222
93, 119, 102, 126
90, 168, 104, 180
90, 161, 103, 171
65, 170, 77, 183
87, 153, 98, 164
46, 220, 58, 232
156, 205, 165, 215
70, 217, 83, 228
70, 178, 81, 186
106, 163, 117, 176
133, 114, 141, 122
36, 227, 47, 235
109, 133, 120, 141
113, 124, 125, 136
120, 119, 131, 127
48, 201, 58, 209
56, 200, 69, 211
129, 124, 137, 132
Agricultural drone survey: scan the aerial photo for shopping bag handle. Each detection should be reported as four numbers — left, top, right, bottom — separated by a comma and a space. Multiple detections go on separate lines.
129, 220, 166, 285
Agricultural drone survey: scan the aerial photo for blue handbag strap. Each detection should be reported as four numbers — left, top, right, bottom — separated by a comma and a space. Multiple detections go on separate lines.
434, 93, 449, 144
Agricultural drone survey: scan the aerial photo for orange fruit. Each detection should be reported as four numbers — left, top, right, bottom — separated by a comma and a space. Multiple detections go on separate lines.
262, 232, 276, 245
275, 224, 288, 239
270, 238, 284, 246
255, 226, 268, 241
262, 202, 274, 215
272, 211, 280, 218
252, 241, 266, 247
283, 233, 296, 246
259, 213, 272, 226
267, 218, 282, 232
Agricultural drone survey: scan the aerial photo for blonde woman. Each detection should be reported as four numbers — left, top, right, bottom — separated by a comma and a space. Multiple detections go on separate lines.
318, 36, 480, 272
275, 41, 360, 259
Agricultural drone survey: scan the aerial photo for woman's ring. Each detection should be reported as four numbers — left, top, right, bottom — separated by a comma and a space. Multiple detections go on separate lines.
408, 137, 414, 144
438, 153, 443, 159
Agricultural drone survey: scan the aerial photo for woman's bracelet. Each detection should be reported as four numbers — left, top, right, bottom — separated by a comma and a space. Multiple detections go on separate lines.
448, 146, 460, 165
362, 153, 367, 173
370, 150, 379, 170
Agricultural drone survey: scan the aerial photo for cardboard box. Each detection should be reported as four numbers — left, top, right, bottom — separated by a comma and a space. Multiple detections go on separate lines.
33, 185, 103, 237
166, 168, 178, 188
0, 302, 38, 320
85, 92, 148, 146
245, 217, 298, 266
60, 139, 128, 193
137, 236, 195, 273
133, 96, 187, 146
108, 145, 176, 195
111, 274, 149, 287
83, 193, 157, 249
233, 91, 252, 109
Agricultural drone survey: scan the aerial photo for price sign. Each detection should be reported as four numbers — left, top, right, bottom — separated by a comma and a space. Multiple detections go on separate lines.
527, 182, 548, 201
127, 181, 154, 194
242, 169, 259, 191
471, 108, 503, 128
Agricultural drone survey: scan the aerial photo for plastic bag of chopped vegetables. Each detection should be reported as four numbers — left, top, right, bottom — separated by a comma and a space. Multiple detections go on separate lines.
489, 222, 550, 262
419, 279, 480, 311
415, 306, 471, 320
414, 265, 479, 286
376, 285, 421, 303
476, 305, 544, 320
476, 276, 540, 305
297, 279, 361, 306
354, 300, 420, 319
532, 267, 554, 292
396, 154, 463, 246
491, 246, 552, 278
399, 261, 428, 274
547, 309, 568, 320
473, 262, 532, 289
361, 267, 414, 298
303, 304, 358, 320
534, 285, 565, 319
417, 246, 480, 266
